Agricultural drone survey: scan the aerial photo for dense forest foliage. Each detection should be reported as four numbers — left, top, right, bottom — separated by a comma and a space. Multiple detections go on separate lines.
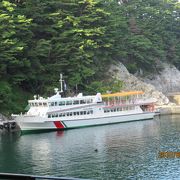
0, 0, 179, 114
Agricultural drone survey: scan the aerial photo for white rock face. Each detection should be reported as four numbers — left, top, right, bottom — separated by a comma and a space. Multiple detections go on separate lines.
0, 113, 9, 121
143, 63, 180, 94
109, 62, 169, 105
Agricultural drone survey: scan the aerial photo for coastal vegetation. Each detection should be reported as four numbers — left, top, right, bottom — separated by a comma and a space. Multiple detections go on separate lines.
0, 0, 179, 114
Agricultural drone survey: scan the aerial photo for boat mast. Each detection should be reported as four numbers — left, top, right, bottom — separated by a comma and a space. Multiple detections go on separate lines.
59, 73, 64, 93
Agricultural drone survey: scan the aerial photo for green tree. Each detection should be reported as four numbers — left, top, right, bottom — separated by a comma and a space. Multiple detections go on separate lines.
107, 0, 180, 73
0, 0, 179, 114
13, 0, 114, 93
0, 1, 31, 83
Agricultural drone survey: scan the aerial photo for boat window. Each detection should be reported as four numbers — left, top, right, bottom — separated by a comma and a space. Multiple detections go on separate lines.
66, 101, 72, 105
69, 112, 72, 116
39, 103, 42, 106
90, 110, 93, 114
84, 111, 86, 115
61, 113, 65, 117
77, 112, 79, 115
59, 101, 65, 106
86, 99, 92, 104
80, 111, 83, 115
67, 112, 70, 116
55, 114, 58, 117
52, 114, 55, 118
73, 100, 79, 105
35, 102, 38, 106
104, 109, 110, 113
48, 114, 51, 118
80, 100, 86, 104
43, 102, 47, 106
55, 102, 57, 106
74, 112, 76, 115
51, 102, 54, 106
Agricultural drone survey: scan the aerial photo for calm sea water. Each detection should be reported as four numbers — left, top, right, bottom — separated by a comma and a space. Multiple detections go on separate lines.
0, 115, 180, 179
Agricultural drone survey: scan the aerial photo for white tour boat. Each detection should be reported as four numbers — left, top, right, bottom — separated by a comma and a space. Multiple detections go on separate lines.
12, 75, 156, 133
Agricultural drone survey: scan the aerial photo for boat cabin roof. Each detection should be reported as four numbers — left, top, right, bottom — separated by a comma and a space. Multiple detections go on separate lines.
28, 93, 96, 103
102, 91, 144, 98
47, 96, 95, 102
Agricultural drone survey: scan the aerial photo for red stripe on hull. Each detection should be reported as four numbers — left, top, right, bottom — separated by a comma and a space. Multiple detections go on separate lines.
54, 121, 64, 129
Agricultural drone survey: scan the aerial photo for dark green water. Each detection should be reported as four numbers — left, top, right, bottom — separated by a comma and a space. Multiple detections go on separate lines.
0, 115, 180, 179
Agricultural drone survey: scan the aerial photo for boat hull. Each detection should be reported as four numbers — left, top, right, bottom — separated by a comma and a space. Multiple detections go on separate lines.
16, 112, 155, 133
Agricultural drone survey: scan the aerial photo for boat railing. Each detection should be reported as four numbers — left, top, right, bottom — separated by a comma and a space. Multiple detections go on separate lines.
104, 100, 135, 106
0, 173, 90, 180
103, 97, 156, 106
12, 112, 38, 117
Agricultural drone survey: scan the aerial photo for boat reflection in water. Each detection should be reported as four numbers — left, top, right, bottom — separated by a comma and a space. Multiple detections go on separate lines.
1, 115, 180, 179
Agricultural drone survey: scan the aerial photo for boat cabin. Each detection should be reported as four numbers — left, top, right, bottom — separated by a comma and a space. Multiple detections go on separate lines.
48, 98, 94, 107
101, 91, 144, 106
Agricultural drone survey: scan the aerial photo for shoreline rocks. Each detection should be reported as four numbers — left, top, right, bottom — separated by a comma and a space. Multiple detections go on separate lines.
156, 105, 180, 115
0, 113, 19, 133
0, 113, 10, 121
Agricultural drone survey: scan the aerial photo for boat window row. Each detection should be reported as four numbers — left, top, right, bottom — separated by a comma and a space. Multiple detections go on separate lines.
48, 110, 93, 118
49, 99, 93, 106
104, 106, 135, 113
29, 102, 47, 107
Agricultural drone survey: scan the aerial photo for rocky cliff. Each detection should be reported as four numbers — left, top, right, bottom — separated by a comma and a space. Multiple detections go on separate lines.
0, 113, 9, 121
142, 63, 180, 94
109, 62, 169, 105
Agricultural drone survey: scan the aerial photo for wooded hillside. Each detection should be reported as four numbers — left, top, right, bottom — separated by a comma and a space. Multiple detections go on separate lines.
0, 0, 179, 114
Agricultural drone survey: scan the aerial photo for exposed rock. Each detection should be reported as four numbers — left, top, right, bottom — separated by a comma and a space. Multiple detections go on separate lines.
141, 62, 180, 94
0, 113, 19, 133
0, 113, 10, 121
109, 62, 169, 105
168, 94, 180, 105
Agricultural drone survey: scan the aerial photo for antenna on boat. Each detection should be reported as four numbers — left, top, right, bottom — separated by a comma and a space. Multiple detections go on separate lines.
59, 73, 64, 93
